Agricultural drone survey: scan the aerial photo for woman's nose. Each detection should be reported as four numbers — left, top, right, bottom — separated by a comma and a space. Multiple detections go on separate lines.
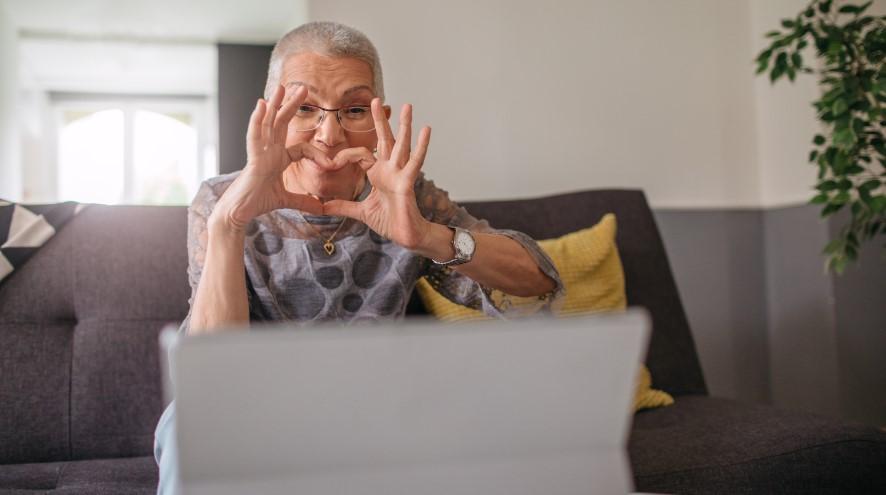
313, 111, 345, 149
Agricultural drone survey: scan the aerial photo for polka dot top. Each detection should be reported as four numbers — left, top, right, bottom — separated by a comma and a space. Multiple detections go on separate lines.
177, 170, 563, 334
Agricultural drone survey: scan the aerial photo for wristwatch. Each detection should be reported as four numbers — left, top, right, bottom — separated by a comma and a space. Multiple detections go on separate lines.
432, 226, 476, 266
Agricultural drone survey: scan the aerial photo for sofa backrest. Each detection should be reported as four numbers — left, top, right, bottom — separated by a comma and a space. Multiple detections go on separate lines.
0, 189, 706, 465
0, 205, 191, 464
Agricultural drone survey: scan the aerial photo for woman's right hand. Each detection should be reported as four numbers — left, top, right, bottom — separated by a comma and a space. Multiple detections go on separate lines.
209, 84, 327, 234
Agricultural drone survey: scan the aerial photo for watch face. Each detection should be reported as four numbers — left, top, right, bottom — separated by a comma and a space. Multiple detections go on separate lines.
455, 230, 476, 257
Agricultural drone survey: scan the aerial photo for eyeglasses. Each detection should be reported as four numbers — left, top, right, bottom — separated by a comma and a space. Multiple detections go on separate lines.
291, 104, 375, 133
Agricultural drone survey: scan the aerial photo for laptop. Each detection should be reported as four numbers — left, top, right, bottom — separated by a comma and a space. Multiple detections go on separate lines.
159, 308, 651, 495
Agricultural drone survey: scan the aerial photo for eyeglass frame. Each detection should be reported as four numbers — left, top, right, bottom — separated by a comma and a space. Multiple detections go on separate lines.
290, 103, 375, 133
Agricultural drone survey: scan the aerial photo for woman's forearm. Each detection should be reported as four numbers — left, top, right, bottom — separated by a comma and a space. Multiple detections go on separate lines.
188, 219, 250, 335
415, 223, 557, 297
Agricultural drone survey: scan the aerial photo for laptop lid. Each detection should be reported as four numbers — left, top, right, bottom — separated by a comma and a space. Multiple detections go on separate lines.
160, 309, 650, 495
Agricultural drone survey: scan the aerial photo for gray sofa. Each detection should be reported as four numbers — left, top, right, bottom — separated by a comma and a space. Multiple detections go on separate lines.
1, 189, 885, 494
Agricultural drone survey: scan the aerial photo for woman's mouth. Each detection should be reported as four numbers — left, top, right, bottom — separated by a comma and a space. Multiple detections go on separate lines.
301, 157, 344, 173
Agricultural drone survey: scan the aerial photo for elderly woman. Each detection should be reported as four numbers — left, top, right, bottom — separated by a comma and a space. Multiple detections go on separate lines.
153, 21, 562, 494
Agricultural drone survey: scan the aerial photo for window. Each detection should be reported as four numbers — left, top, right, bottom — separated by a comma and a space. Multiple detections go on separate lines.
54, 95, 217, 205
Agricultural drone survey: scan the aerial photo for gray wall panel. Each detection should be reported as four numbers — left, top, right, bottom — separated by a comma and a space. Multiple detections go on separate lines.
654, 205, 885, 425
829, 210, 886, 426
654, 210, 770, 405
762, 205, 841, 418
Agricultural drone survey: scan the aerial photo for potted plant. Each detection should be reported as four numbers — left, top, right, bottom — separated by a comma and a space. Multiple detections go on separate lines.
756, 0, 885, 273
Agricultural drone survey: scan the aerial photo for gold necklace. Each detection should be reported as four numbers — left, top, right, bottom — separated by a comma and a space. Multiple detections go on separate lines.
292, 177, 365, 256
297, 213, 348, 256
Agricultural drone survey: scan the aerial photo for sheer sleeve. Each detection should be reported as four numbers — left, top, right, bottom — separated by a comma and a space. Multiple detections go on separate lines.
415, 173, 564, 318
177, 181, 219, 336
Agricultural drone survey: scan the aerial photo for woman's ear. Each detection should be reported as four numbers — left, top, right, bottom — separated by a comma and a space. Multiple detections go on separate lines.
383, 105, 392, 119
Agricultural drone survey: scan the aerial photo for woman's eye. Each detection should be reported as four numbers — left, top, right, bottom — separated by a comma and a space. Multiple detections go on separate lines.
297, 105, 318, 115
343, 107, 369, 118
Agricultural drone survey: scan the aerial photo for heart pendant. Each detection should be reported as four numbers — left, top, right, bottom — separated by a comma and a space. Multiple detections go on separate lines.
323, 241, 335, 256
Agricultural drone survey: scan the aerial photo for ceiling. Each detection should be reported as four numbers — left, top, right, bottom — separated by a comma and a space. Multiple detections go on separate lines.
3, 0, 308, 44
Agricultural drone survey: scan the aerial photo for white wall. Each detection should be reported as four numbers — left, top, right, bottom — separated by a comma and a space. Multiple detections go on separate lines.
309, 0, 765, 208
0, 4, 21, 201
750, 0, 832, 209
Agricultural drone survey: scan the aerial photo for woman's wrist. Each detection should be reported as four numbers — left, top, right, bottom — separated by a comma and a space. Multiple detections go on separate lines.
411, 221, 456, 261
208, 207, 249, 239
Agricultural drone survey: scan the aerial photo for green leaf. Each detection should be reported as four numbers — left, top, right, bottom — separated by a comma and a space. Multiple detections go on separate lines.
859, 186, 874, 205
837, 178, 852, 190
792, 52, 803, 68
823, 237, 845, 254
756, 61, 769, 74
771, 64, 785, 83
860, 178, 881, 191
819, 0, 832, 14
765, 30, 781, 38
776, 51, 788, 67
813, 134, 826, 145
839, 1, 872, 15
834, 128, 856, 148
817, 180, 839, 191
829, 255, 848, 275
851, 200, 863, 216
832, 98, 849, 116
809, 149, 819, 162
811, 192, 830, 204
846, 164, 865, 174
846, 244, 858, 261
852, 118, 866, 135
782, 19, 796, 29
822, 202, 844, 217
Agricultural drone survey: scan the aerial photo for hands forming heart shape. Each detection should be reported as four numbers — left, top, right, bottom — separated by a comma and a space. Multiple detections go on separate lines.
212, 83, 433, 252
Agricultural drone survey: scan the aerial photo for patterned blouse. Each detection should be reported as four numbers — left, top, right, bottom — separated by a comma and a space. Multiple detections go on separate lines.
177, 171, 563, 334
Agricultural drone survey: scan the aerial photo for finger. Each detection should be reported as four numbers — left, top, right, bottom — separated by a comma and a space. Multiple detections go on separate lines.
333, 147, 377, 171
404, 126, 432, 176
282, 192, 323, 215
392, 104, 412, 166
322, 199, 364, 221
263, 84, 284, 143
246, 98, 266, 147
287, 142, 334, 169
371, 98, 394, 159
274, 85, 307, 144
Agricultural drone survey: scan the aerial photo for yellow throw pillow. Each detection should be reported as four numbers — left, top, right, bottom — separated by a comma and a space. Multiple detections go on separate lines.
415, 213, 674, 413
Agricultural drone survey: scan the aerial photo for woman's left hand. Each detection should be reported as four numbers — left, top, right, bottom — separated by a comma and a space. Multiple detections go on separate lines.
322, 99, 433, 250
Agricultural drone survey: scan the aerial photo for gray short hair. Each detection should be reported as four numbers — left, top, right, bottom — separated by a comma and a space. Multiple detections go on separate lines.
264, 21, 385, 101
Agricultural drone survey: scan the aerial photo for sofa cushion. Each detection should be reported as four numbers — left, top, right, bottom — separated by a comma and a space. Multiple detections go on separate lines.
0, 455, 158, 494
629, 395, 886, 494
